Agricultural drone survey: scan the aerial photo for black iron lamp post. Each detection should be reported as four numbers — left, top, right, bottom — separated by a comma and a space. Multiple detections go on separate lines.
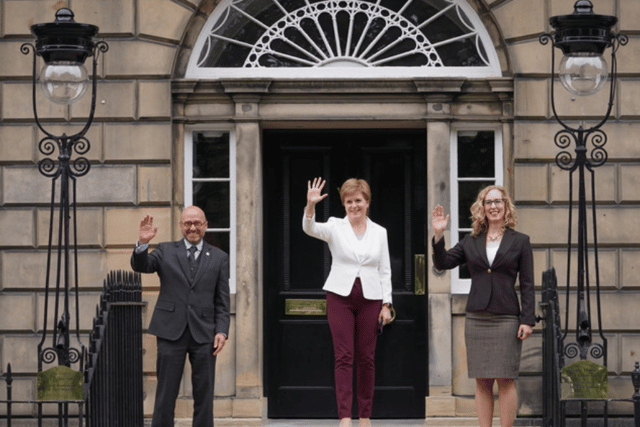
20, 7, 107, 376
540, 1, 626, 425
541, 0, 626, 361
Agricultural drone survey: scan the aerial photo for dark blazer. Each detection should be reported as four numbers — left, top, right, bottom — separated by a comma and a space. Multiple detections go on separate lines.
131, 240, 230, 344
432, 228, 535, 326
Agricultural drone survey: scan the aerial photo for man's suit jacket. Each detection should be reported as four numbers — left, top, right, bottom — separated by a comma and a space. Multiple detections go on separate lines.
303, 214, 392, 304
131, 240, 230, 344
432, 228, 535, 326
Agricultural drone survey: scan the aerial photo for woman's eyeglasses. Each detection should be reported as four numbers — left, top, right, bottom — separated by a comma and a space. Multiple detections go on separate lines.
483, 199, 504, 206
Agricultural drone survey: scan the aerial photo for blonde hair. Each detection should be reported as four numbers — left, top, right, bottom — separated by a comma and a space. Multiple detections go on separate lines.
470, 185, 517, 236
339, 178, 371, 205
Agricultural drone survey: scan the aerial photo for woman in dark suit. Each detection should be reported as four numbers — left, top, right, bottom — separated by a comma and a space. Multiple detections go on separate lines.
303, 177, 393, 427
432, 185, 535, 427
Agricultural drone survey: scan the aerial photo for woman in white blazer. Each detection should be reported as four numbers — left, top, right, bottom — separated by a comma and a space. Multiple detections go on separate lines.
303, 177, 392, 427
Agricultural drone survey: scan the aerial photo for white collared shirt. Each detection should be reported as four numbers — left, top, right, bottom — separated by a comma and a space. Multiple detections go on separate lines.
184, 239, 204, 260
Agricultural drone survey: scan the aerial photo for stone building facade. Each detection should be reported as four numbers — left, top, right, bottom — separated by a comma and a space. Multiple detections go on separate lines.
1, 0, 640, 424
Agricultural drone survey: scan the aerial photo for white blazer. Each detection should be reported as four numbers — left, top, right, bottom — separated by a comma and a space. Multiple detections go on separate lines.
303, 213, 392, 304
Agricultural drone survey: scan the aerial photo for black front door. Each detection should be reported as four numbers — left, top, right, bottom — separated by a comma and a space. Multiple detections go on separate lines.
264, 129, 428, 419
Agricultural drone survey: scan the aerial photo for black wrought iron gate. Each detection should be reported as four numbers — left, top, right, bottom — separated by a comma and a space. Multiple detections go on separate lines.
540, 268, 640, 427
84, 270, 144, 426
1, 270, 144, 426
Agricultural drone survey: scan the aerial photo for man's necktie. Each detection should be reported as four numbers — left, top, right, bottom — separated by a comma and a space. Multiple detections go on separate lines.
188, 246, 198, 279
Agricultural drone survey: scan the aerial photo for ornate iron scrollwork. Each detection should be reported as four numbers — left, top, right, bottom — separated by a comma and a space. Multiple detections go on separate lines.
564, 341, 605, 362
554, 129, 576, 171
587, 129, 608, 168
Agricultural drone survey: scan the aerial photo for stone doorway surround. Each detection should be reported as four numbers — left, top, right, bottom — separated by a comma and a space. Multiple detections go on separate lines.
172, 77, 514, 420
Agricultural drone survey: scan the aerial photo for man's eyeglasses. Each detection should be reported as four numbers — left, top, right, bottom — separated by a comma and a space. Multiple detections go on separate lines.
483, 199, 504, 207
181, 221, 205, 228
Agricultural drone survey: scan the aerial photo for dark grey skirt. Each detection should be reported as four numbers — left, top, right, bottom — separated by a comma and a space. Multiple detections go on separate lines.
465, 311, 522, 379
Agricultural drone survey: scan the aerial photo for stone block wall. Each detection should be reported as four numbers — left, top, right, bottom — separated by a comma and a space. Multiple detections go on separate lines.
421, 0, 640, 419
0, 0, 239, 420
488, 0, 640, 418
1, 0, 640, 423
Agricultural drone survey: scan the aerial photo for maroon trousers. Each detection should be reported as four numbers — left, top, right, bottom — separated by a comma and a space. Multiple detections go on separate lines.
326, 278, 381, 419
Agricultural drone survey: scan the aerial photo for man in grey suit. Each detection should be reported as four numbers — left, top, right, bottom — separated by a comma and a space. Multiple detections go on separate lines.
131, 206, 230, 427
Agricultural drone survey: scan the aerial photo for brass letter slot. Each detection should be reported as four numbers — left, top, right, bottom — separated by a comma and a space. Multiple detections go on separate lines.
285, 299, 327, 316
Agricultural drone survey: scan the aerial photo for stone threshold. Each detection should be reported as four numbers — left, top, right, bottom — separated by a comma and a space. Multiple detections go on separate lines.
159, 417, 638, 427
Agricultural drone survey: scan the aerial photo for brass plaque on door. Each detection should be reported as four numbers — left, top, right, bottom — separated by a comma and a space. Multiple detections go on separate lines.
285, 299, 327, 315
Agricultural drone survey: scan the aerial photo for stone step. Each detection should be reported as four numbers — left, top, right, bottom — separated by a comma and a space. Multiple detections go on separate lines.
175, 418, 541, 427
424, 417, 499, 426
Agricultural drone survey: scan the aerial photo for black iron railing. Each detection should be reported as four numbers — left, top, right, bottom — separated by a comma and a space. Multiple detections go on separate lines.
1, 270, 144, 426
85, 270, 144, 426
540, 268, 564, 427
540, 267, 640, 427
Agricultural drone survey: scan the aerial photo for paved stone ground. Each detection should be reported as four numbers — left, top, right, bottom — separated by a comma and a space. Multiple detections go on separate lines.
263, 420, 427, 426
205, 417, 511, 427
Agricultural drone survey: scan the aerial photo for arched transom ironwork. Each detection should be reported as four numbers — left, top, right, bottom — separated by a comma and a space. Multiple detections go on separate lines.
187, 0, 501, 78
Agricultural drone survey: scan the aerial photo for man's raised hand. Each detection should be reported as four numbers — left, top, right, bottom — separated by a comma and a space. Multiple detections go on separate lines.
139, 214, 158, 244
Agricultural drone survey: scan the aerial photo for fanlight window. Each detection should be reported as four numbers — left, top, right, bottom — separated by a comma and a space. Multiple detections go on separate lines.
186, 0, 501, 78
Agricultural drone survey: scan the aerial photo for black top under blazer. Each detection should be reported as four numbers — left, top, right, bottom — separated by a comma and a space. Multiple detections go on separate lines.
131, 240, 231, 344
432, 228, 536, 326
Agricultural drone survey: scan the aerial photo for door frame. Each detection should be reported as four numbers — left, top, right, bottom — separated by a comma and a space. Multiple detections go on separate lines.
262, 125, 429, 419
